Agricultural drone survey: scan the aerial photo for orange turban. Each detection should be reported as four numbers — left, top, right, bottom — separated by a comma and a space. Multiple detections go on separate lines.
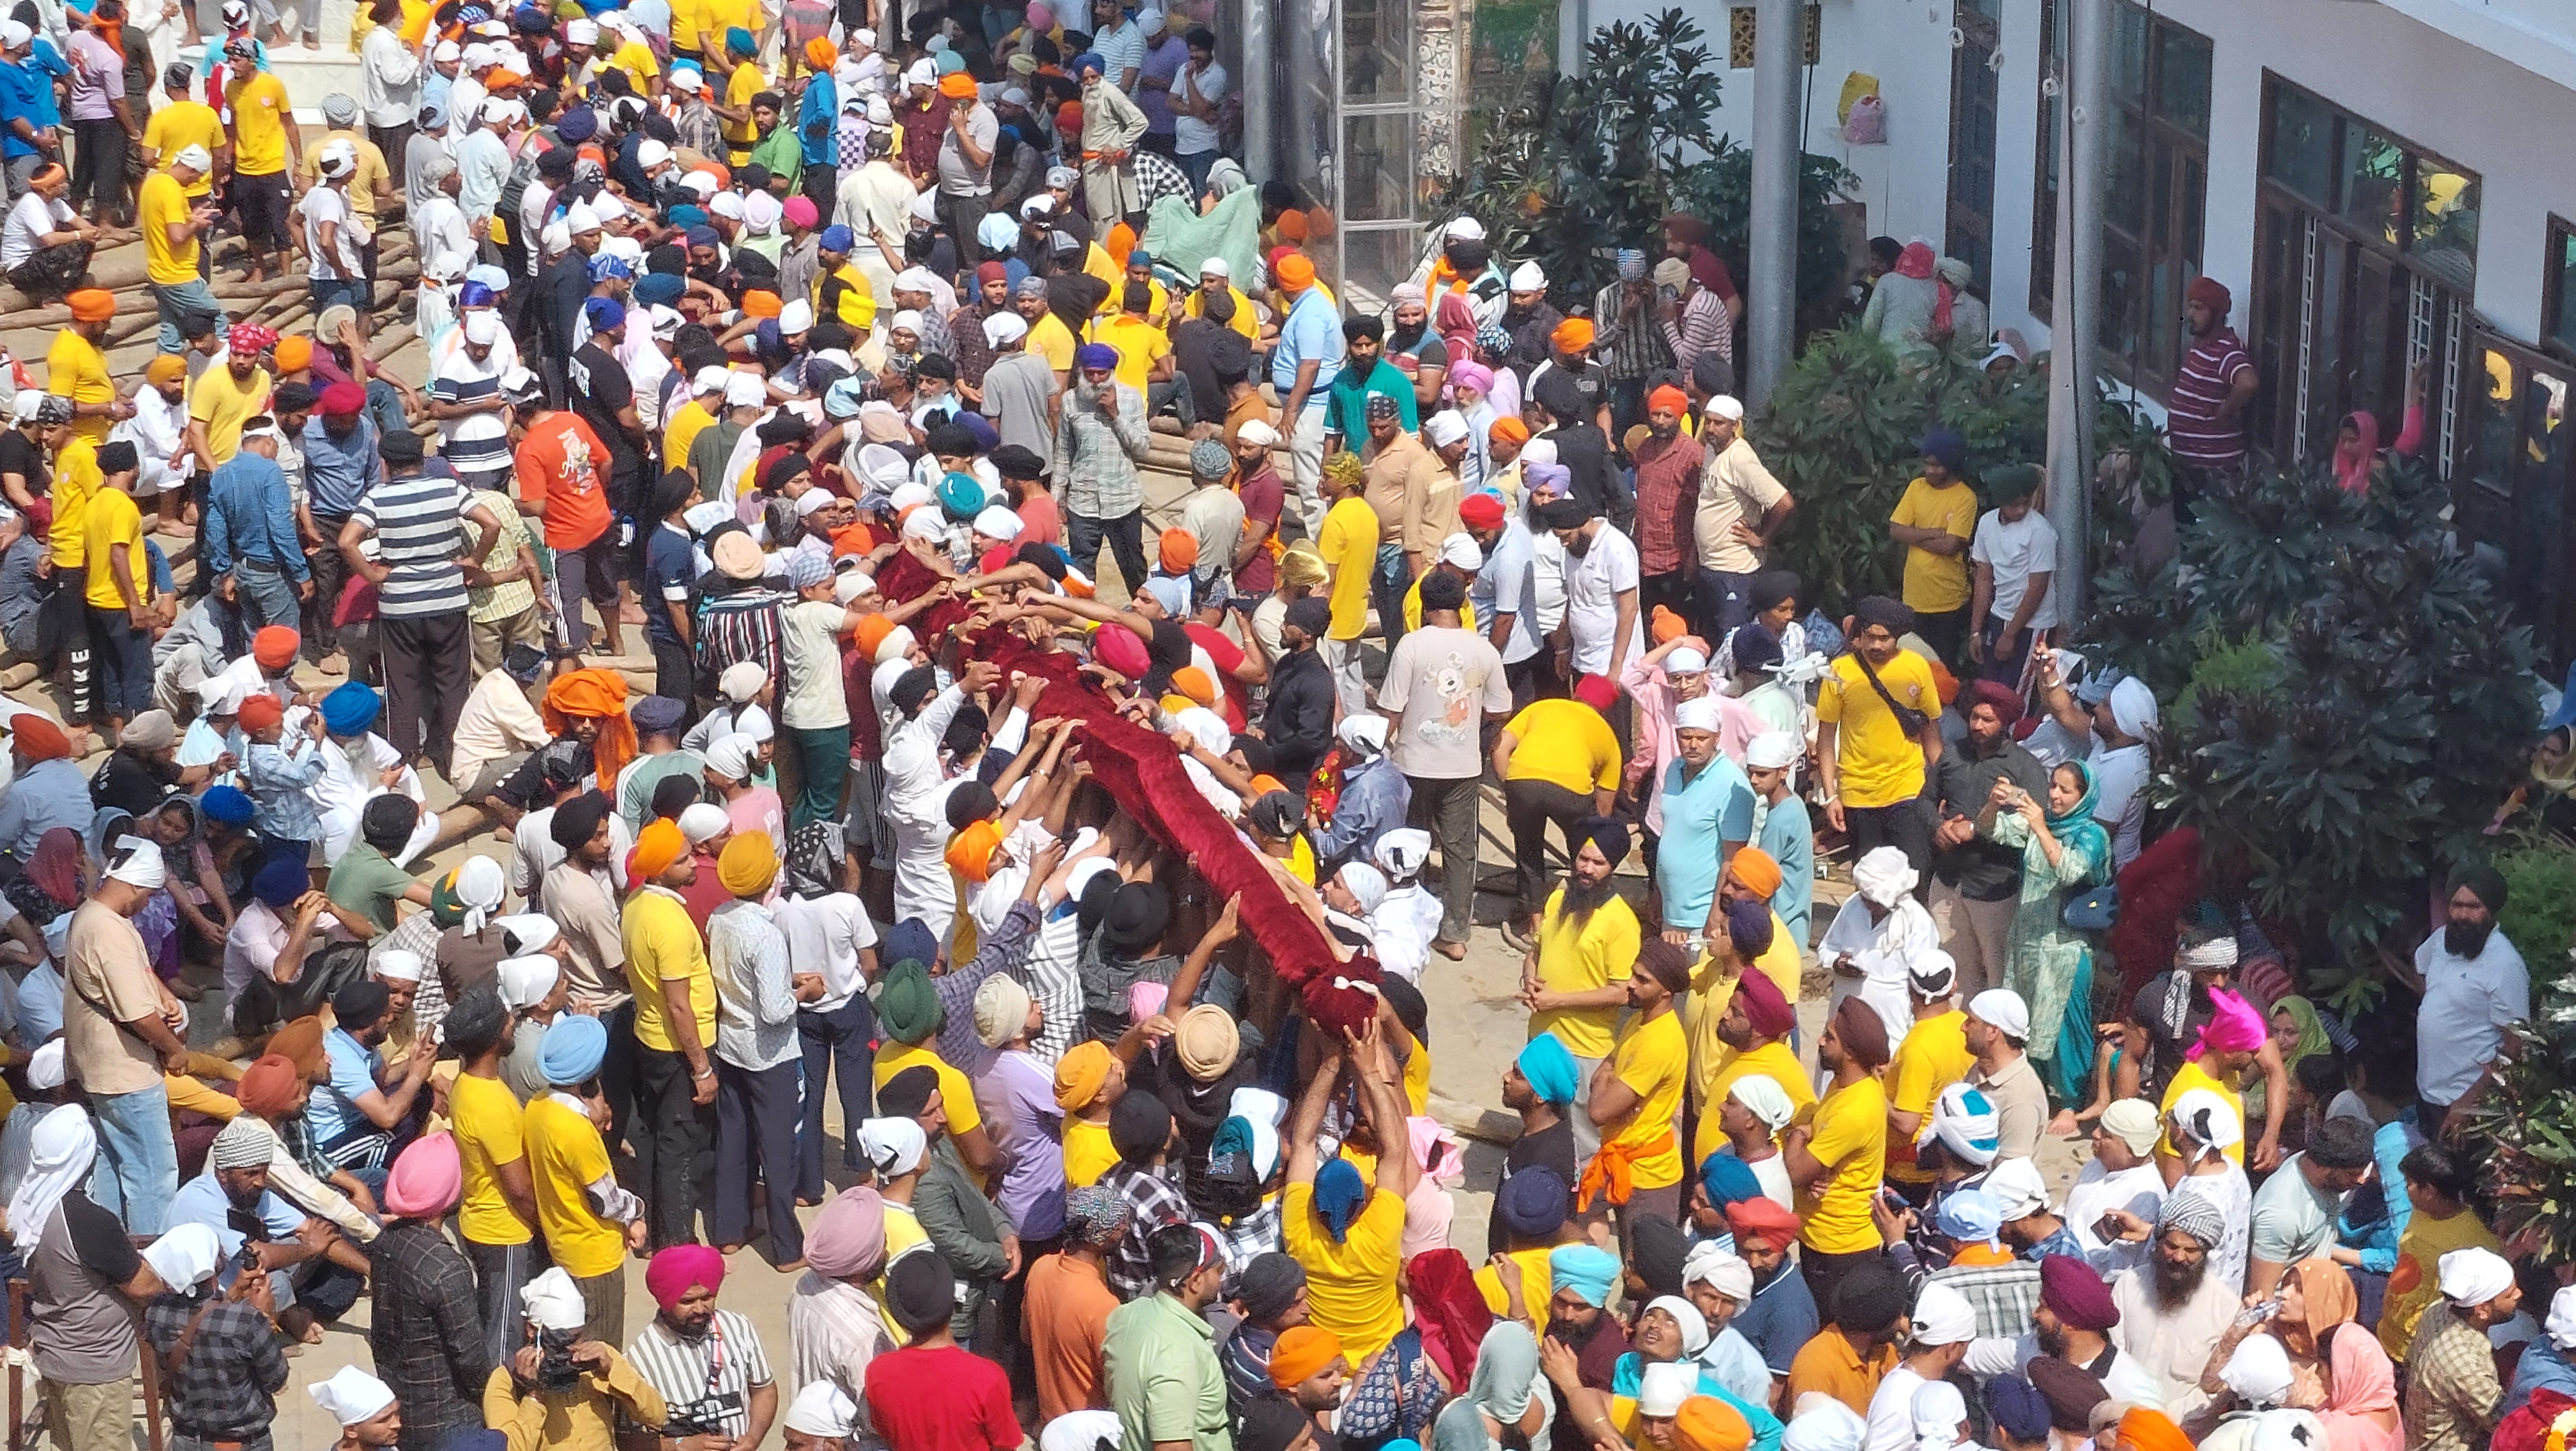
1157, 528, 1197, 573
1274, 252, 1315, 291
273, 335, 314, 373
1728, 848, 1783, 899
718, 831, 779, 897
1650, 605, 1688, 645
235, 1054, 304, 1115
235, 694, 284, 732
543, 667, 638, 787
8, 715, 67, 762
944, 821, 1003, 883
1673, 1399, 1752, 1451
268, 1016, 328, 1080
1552, 318, 1596, 353
1170, 666, 1217, 707
853, 613, 895, 661
938, 72, 976, 99
803, 36, 837, 67
2114, 1410, 2193, 1451
1053, 1040, 1113, 1110
66, 289, 114, 322
252, 625, 301, 669
743, 290, 783, 319
1275, 209, 1309, 242
1489, 416, 1529, 446
628, 819, 687, 883
1269, 1326, 1344, 1388
1647, 384, 1690, 416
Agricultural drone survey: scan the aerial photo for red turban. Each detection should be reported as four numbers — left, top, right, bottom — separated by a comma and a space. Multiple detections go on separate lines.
2039, 1253, 2119, 1331
1723, 1196, 1801, 1252
1731, 966, 1794, 1040
236, 694, 284, 732
318, 382, 367, 417
2187, 275, 2231, 317
235, 1054, 303, 1116
8, 714, 69, 762
252, 625, 300, 670
645, 1243, 726, 1311
1963, 679, 2024, 727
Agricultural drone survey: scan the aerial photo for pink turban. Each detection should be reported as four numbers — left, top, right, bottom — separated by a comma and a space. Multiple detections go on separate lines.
804, 1187, 888, 1280
645, 1243, 728, 1310
2188, 986, 2268, 1062
1027, 1, 1053, 28
383, 1132, 462, 1219
1094, 623, 1151, 679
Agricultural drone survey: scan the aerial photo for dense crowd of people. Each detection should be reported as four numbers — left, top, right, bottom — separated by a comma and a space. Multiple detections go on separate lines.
0, 4, 2546, 1451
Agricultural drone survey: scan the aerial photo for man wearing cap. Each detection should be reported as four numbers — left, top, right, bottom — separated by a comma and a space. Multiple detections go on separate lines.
1957, 988, 2046, 1161
341, 431, 497, 764
2061, 1100, 2165, 1276
2168, 276, 2257, 504
2406, 1247, 2518, 1451
221, 39, 300, 281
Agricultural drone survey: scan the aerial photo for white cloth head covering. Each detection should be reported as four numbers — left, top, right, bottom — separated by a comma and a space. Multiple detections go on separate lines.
143, 1223, 223, 1291
857, 1117, 926, 1177
1437, 532, 1482, 570
496, 955, 561, 1010
778, 298, 816, 334
718, 660, 768, 702
1907, 1282, 1977, 1346
677, 802, 730, 845
1372, 828, 1431, 883
2248, 1410, 2329, 1451
2549, 1285, 2576, 1351
453, 856, 504, 932
1665, 646, 1707, 675
26, 1038, 64, 1089
311, 1367, 398, 1426
1423, 410, 1470, 448
1636, 1360, 1697, 1419
2440, 1247, 2516, 1307
1672, 697, 1721, 733
725, 373, 768, 408
1643, 1294, 1709, 1355
2169, 1086, 2243, 1155
372, 950, 426, 983
1728, 1073, 1796, 1132
2099, 1098, 2163, 1157
1909, 1381, 1971, 1451
1850, 845, 1917, 907
786, 1382, 861, 1438
875, 625, 918, 667
1745, 731, 1799, 770
1780, 1399, 1868, 1451
1335, 861, 1387, 915
106, 838, 165, 889
2218, 1333, 2295, 1409
1508, 261, 1546, 290
1980, 1156, 2049, 1220
1335, 713, 1388, 757
1682, 1242, 1753, 1306
1520, 437, 1558, 467
492, 913, 557, 955
8, 1107, 95, 1251
1236, 418, 1280, 447
705, 733, 760, 785
984, 310, 1030, 348
1041, 1412, 1125, 1451
1967, 988, 2029, 1041
521, 1267, 589, 1330
1175, 707, 1231, 758
973, 506, 1024, 540
2108, 676, 2159, 739
1927, 1082, 1999, 1165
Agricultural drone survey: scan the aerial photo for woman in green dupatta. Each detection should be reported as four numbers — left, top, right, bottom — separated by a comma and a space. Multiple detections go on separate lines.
1979, 758, 2112, 1106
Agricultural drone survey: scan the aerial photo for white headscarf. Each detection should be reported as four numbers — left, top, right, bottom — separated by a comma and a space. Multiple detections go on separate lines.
2107, 676, 2159, 742
143, 1223, 223, 1291
1335, 713, 1388, 757
857, 1117, 926, 1178
2218, 1333, 2294, 1409
1850, 846, 1918, 908
453, 855, 505, 933
9, 1106, 96, 1251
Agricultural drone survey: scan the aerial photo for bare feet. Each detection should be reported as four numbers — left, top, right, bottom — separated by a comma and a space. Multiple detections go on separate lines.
1431, 938, 1467, 961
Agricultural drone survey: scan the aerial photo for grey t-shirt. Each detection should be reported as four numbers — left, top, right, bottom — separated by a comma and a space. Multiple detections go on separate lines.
936, 101, 1000, 197
1375, 625, 1510, 780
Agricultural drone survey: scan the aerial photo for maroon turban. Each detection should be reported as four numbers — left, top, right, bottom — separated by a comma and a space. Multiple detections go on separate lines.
1830, 996, 1891, 1070
2040, 1253, 2119, 1331
1733, 969, 1796, 1041
2187, 275, 2231, 317
1964, 679, 2024, 727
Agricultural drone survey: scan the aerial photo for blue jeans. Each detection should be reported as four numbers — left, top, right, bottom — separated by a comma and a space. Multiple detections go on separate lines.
151, 276, 225, 353
90, 1082, 178, 1234
1177, 149, 1219, 197
797, 992, 874, 1200
232, 557, 300, 632
309, 275, 366, 317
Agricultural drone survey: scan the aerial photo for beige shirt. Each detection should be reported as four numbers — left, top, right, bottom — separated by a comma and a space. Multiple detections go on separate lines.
1969, 1054, 2049, 1162
1362, 430, 1427, 543
543, 860, 632, 1012
1400, 452, 1463, 565
62, 900, 163, 1095
449, 669, 552, 792
1693, 434, 1788, 574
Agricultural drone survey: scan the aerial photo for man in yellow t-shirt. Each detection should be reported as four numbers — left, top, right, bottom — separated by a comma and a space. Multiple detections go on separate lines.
666, 0, 708, 62
141, 68, 225, 198
1089, 289, 1173, 393
1690, 965, 1815, 1159
1816, 598, 1942, 870
1885, 955, 1973, 1191
140, 149, 225, 352
1313, 457, 1377, 713
82, 444, 160, 731
661, 367, 727, 473
1784, 999, 1893, 1309
1886, 426, 1978, 660
1525, 818, 1641, 1157
619, 821, 718, 1249
48, 294, 126, 444
521, 1014, 643, 1337
1582, 941, 1691, 1232
713, 29, 763, 164
1281, 1011, 1416, 1361
869, 959, 995, 1174
186, 340, 272, 469
45, 417, 96, 573
222, 47, 302, 280
447, 984, 541, 1341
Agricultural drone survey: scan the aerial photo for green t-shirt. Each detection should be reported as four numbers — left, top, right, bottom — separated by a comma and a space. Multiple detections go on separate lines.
619, 752, 709, 831
325, 844, 416, 934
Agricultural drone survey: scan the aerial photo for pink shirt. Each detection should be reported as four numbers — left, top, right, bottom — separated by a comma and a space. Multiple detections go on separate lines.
726, 786, 786, 849
65, 31, 124, 124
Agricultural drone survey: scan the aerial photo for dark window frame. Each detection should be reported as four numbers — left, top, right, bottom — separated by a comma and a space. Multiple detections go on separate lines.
2095, 1, 2211, 397
2545, 215, 2576, 365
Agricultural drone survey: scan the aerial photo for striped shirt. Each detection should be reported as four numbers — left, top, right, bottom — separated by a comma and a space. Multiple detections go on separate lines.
626, 1309, 772, 1440
428, 350, 512, 486
353, 472, 474, 617
466, 489, 538, 624
2167, 327, 2252, 470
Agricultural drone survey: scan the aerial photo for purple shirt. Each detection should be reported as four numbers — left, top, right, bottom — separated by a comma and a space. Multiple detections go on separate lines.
973, 1048, 1067, 1239
64, 31, 122, 123
1135, 35, 1187, 137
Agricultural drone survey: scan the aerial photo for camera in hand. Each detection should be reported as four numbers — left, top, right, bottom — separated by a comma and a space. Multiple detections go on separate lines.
537, 1329, 583, 1394
661, 1394, 741, 1439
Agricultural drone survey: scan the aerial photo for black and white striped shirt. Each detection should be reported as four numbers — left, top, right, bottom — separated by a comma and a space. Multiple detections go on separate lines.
427, 350, 512, 486
353, 473, 473, 619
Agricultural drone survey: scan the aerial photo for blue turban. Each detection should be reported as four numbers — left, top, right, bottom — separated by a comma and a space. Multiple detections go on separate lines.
1548, 1244, 1620, 1307
1514, 1033, 1578, 1105
882, 917, 938, 975
933, 50, 964, 74
584, 297, 626, 333
1126, 248, 1151, 269
1313, 1158, 1367, 1243
1496, 1165, 1569, 1239
587, 254, 632, 283
251, 855, 310, 909
199, 785, 255, 826
633, 271, 684, 305
818, 224, 854, 253
1933, 1186, 2005, 1245
540, 1013, 609, 1085
321, 682, 381, 736
1697, 1150, 1764, 1213
724, 24, 752, 52
958, 412, 999, 452
1070, 50, 1105, 76
1142, 575, 1189, 617
554, 106, 596, 143
684, 224, 721, 249
937, 471, 983, 520
457, 281, 495, 308
1919, 425, 1967, 472
632, 694, 688, 734
1075, 342, 1120, 371
668, 204, 708, 229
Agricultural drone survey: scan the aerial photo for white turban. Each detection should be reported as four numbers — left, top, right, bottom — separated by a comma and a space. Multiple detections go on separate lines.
2218, 1333, 2294, 1409
895, 266, 939, 295
678, 803, 730, 846
1644, 1294, 1709, 1355
1372, 827, 1431, 883
496, 955, 561, 1010
705, 732, 760, 785
1236, 419, 1280, 447
1850, 845, 1917, 907
1636, 1360, 1697, 1419
1508, 261, 1546, 291
857, 1117, 926, 1177
26, 1038, 64, 1089
778, 299, 816, 334
521, 1267, 589, 1331
1673, 697, 1721, 734
453, 855, 504, 932
106, 837, 166, 890
795, 489, 839, 518
2547, 1285, 2576, 1350
1745, 731, 1800, 770
1445, 216, 1487, 242
9, 1107, 96, 1252
1728, 1073, 1796, 1132
718, 660, 769, 703
372, 950, 426, 983
2440, 1246, 2516, 1308
1438, 532, 1482, 570
311, 1367, 398, 1426
1335, 713, 1388, 757
1682, 1242, 1753, 1306
1781, 1403, 1867, 1451
1665, 646, 1707, 675
2108, 675, 2159, 740
1042, 1412, 1125, 1451
2169, 1087, 2243, 1154
1908, 1282, 1977, 1346
725, 373, 769, 408
1175, 707, 1232, 758
984, 310, 1030, 348
143, 1223, 223, 1291
973, 506, 1024, 541
493, 913, 557, 955
1423, 410, 1470, 449
1910, 1382, 1972, 1450
1967, 988, 2029, 1041
786, 1382, 861, 1438
1336, 861, 1388, 915
875, 625, 917, 667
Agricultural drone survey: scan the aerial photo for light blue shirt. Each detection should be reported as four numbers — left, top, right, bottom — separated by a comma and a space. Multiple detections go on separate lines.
305, 1026, 381, 1146
16, 961, 60, 1044
1469, 518, 1540, 664
1655, 754, 1755, 931
1609, 1353, 1783, 1451
1756, 794, 1814, 951
1270, 287, 1343, 400
243, 736, 325, 843
168, 1167, 301, 1292
0, 758, 96, 861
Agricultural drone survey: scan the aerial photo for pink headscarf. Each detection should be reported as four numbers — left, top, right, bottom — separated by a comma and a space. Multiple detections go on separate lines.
645, 1244, 728, 1311
1436, 293, 1479, 357
383, 1132, 462, 1219
2334, 410, 2381, 494
2318, 1324, 2404, 1451
1895, 241, 1937, 280
2188, 986, 2270, 1062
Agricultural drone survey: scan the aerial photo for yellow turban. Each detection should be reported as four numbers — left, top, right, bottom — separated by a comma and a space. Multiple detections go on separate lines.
718, 831, 778, 897
1053, 1040, 1113, 1111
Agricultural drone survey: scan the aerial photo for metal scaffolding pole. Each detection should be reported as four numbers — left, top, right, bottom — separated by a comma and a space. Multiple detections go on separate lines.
2048, 0, 2107, 627
1745, 0, 1801, 407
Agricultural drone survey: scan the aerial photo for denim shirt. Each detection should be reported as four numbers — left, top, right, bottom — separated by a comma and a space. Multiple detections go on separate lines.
300, 411, 382, 520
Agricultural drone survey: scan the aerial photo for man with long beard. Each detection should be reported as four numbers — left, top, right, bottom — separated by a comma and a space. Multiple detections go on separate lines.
2412, 864, 2525, 1142
1520, 817, 1643, 1161
2105, 1196, 2237, 1417
1535, 1244, 1627, 1451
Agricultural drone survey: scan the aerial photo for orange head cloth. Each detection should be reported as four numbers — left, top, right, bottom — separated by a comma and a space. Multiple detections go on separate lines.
543, 668, 638, 787
1673, 1399, 1751, 1451
1728, 847, 1783, 899
1647, 384, 1691, 417
1489, 416, 1530, 446
272, 335, 314, 373
938, 71, 976, 100
267, 1016, 328, 1081
853, 613, 895, 661
628, 819, 687, 883
1274, 252, 1315, 291
1170, 666, 1217, 707
66, 289, 114, 323
1275, 209, 1309, 242
743, 290, 783, 319
1158, 528, 1197, 573
803, 36, 837, 69
1552, 318, 1596, 353
235, 694, 284, 732
1650, 605, 1687, 645
1268, 1325, 1343, 1389
2114, 1410, 2193, 1451
8, 715, 68, 762
252, 625, 300, 670
944, 820, 1004, 883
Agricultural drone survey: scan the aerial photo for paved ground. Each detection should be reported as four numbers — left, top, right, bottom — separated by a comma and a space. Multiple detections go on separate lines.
51, 418, 2099, 1450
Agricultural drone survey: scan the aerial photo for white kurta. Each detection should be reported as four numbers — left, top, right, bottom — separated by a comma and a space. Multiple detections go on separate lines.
310, 729, 438, 865
882, 683, 970, 945
1817, 892, 1939, 1049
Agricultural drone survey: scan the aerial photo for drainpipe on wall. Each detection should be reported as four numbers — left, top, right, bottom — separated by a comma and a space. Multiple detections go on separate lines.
2048, 0, 2106, 626
1745, 0, 1802, 407
1241, 0, 1272, 181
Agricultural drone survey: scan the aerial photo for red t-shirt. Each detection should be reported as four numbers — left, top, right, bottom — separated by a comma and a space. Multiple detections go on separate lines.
1234, 465, 1284, 595
514, 412, 614, 551
1182, 621, 1249, 732
862, 1345, 1019, 1451
1017, 492, 1063, 548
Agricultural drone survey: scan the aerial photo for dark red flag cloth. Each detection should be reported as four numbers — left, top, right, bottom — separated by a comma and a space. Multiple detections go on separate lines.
875, 548, 1381, 1033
